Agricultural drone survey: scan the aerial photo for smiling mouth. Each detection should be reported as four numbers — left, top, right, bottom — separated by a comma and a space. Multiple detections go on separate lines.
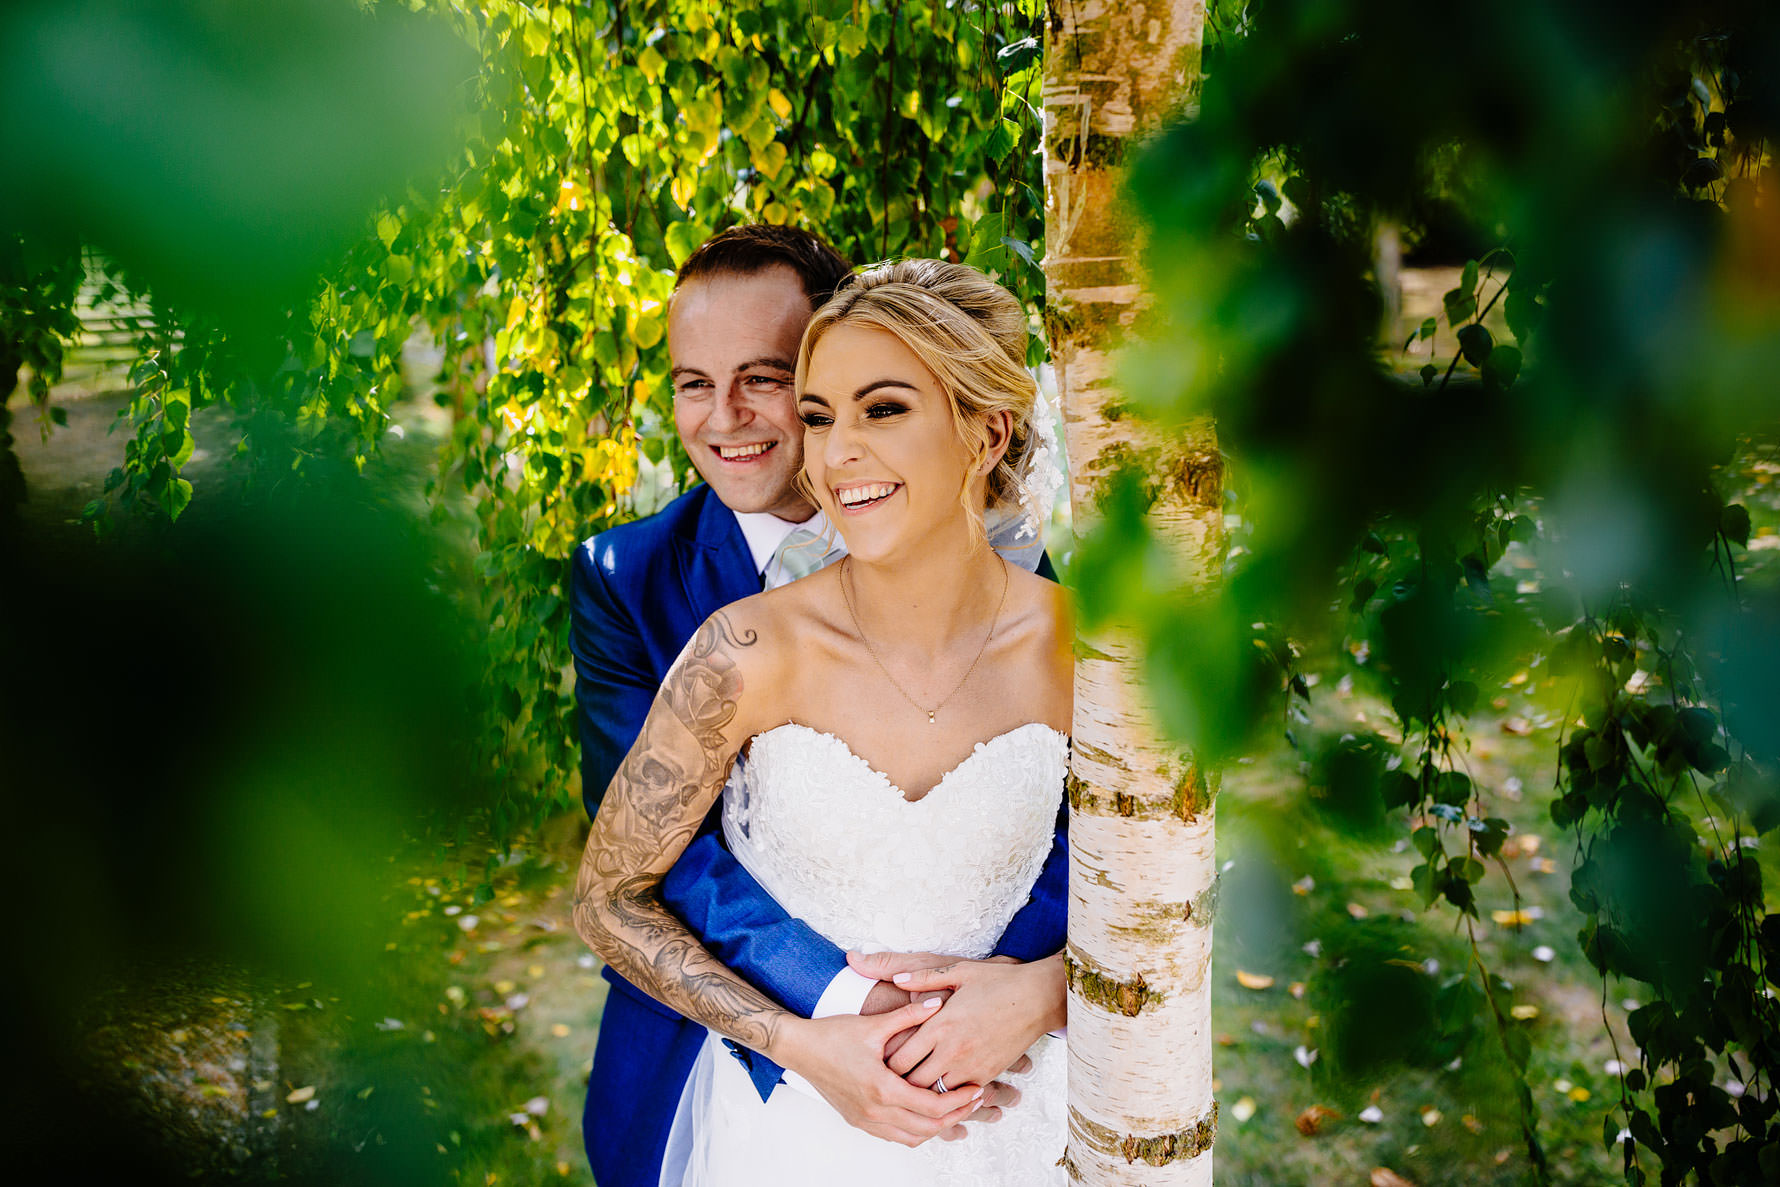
835, 482, 901, 512
714, 442, 776, 462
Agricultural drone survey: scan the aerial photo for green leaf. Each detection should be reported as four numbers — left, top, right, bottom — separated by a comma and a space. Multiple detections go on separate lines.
1443, 287, 1476, 326
964, 211, 1007, 270
1412, 860, 1440, 905
1419, 362, 1438, 387
665, 220, 712, 267
1461, 259, 1479, 293
1472, 816, 1510, 858
1585, 734, 1615, 772
1382, 769, 1420, 809
1433, 770, 1473, 806
1721, 503, 1751, 547
1481, 343, 1520, 389
1504, 289, 1543, 342
637, 45, 666, 83
1447, 680, 1478, 715
1001, 236, 1040, 271
1457, 323, 1494, 367
165, 477, 193, 522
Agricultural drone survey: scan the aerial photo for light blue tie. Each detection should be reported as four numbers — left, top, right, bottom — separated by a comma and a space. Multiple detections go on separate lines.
768, 527, 846, 585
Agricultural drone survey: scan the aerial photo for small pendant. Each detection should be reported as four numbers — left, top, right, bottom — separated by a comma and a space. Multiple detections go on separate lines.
927, 711, 937, 725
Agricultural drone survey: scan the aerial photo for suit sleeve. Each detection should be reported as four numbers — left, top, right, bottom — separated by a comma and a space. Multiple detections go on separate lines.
991, 821, 1068, 962
569, 541, 660, 817
570, 541, 847, 1099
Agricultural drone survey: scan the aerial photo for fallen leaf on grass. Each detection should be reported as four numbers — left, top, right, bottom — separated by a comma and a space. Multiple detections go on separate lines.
1510, 1004, 1540, 1020
1232, 1096, 1257, 1122
1491, 908, 1540, 928
550, 1023, 571, 1038
1346, 902, 1370, 919
1294, 1045, 1318, 1069
1420, 1106, 1442, 1126
286, 1085, 315, 1104
1371, 1170, 1418, 1187
1463, 1113, 1484, 1132
1235, 969, 1275, 990
1359, 1105, 1384, 1123
1501, 717, 1534, 736
1295, 1104, 1340, 1136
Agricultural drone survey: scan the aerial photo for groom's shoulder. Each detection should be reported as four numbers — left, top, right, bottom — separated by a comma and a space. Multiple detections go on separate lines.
578, 484, 721, 586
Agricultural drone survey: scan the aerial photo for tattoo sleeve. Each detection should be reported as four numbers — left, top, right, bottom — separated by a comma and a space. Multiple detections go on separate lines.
572, 611, 787, 1053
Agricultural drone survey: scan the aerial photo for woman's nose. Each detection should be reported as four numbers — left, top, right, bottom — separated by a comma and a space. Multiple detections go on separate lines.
822, 414, 864, 468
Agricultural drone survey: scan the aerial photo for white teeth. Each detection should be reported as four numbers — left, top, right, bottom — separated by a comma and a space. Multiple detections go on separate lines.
838, 482, 897, 507
716, 442, 772, 460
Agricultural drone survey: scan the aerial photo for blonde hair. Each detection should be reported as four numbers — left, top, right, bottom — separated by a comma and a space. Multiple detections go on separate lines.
794, 259, 1039, 541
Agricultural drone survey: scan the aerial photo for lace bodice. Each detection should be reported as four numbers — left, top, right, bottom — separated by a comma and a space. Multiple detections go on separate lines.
722, 722, 1067, 958
687, 721, 1071, 1187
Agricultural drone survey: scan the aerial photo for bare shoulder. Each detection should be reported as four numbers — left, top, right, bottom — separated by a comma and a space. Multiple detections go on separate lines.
999, 562, 1073, 726
1004, 562, 1074, 648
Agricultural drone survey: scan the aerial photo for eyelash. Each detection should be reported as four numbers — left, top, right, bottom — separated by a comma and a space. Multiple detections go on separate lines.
798, 402, 907, 429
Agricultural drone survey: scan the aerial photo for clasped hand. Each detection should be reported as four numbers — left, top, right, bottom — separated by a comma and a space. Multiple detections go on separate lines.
779, 950, 1061, 1148
851, 950, 1061, 1095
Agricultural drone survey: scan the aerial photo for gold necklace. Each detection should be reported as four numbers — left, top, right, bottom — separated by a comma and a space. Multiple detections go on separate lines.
839, 554, 1010, 725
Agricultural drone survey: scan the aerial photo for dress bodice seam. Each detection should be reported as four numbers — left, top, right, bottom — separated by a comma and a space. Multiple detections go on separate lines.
747, 720, 1067, 804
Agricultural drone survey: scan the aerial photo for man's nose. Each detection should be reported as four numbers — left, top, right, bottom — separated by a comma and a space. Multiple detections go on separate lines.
706, 382, 752, 433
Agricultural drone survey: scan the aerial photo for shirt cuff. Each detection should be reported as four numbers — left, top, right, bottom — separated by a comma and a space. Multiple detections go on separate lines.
811, 967, 878, 1019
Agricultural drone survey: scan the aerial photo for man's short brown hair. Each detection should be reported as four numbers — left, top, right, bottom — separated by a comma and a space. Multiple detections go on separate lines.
673, 224, 852, 310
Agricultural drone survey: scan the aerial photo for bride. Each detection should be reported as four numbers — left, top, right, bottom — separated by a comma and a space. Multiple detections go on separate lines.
575, 259, 1071, 1184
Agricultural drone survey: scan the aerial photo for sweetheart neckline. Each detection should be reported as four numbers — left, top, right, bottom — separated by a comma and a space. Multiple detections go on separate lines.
749, 720, 1068, 805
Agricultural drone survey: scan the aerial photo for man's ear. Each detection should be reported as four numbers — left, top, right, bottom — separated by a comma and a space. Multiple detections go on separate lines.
978, 408, 1014, 474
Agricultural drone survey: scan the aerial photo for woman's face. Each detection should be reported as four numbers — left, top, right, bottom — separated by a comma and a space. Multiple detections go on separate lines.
797, 323, 987, 564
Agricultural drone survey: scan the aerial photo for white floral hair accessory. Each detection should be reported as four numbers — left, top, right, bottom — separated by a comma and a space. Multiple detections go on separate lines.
985, 370, 1064, 572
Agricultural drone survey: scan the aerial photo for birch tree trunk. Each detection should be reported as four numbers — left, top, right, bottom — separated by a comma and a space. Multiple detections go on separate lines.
1043, 3, 1221, 1184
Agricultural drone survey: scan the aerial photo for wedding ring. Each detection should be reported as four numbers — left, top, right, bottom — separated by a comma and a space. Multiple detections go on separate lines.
934, 1075, 948, 1094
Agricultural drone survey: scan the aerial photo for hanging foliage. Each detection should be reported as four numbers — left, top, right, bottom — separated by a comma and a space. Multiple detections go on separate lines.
2, 0, 1048, 834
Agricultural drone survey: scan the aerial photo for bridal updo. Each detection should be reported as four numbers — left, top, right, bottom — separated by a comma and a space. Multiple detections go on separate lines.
795, 258, 1040, 537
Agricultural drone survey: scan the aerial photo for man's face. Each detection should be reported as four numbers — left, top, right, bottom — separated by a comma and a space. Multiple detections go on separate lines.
668, 266, 814, 520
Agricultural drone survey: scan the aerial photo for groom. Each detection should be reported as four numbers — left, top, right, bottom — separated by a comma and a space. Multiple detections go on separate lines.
570, 224, 1067, 1187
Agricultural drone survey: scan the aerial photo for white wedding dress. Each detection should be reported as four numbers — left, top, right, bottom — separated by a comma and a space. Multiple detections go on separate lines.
674, 721, 1070, 1186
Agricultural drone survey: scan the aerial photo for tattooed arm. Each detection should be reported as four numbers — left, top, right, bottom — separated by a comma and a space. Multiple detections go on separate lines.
573, 608, 788, 1048
573, 606, 985, 1146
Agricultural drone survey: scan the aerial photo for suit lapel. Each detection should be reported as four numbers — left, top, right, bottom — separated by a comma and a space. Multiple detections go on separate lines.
676, 487, 761, 626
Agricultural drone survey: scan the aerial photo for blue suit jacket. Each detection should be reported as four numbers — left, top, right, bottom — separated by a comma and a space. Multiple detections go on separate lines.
571, 483, 1068, 1187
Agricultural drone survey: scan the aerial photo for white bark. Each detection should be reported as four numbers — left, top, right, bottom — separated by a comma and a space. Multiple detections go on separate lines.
1044, 1, 1219, 1183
